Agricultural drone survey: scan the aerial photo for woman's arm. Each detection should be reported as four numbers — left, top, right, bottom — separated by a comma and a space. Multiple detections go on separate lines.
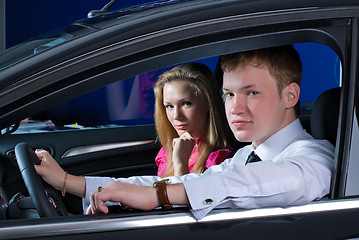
35, 150, 86, 198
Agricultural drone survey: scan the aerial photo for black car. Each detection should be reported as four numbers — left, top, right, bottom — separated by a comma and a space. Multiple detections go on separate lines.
0, 0, 359, 239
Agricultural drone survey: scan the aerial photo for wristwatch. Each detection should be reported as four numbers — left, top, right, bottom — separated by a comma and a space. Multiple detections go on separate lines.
153, 179, 172, 210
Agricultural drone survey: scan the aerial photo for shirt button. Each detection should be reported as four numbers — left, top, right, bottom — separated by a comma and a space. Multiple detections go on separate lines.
204, 199, 213, 205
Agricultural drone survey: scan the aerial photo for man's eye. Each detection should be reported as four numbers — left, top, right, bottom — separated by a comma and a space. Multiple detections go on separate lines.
223, 92, 234, 98
249, 91, 259, 96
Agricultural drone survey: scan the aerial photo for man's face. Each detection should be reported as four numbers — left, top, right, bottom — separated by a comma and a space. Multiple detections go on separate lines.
223, 63, 294, 148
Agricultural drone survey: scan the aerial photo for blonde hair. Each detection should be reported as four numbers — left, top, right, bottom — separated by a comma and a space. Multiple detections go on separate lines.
154, 63, 233, 177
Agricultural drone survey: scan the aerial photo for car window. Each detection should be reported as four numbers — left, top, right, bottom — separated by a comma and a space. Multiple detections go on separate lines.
345, 81, 359, 196
295, 42, 341, 132
0, 25, 96, 72
13, 56, 218, 134
13, 42, 340, 134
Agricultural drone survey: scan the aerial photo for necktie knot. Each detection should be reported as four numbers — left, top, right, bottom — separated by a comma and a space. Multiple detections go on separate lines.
245, 151, 261, 165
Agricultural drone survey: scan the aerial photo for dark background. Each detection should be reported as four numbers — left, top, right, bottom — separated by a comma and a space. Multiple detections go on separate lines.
5, 0, 154, 48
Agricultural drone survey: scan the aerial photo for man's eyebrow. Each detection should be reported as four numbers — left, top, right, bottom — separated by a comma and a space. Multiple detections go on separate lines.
223, 84, 256, 92
222, 87, 230, 92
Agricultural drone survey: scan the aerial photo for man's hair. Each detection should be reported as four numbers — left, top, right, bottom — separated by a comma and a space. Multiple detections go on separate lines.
220, 45, 302, 116
154, 62, 234, 177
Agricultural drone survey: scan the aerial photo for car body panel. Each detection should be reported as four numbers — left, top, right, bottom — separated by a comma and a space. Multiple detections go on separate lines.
1, 199, 359, 239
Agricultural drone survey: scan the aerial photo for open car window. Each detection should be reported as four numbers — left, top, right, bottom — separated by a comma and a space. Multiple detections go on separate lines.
13, 42, 341, 135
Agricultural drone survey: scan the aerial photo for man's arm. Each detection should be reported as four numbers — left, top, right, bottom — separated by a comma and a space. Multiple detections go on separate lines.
86, 181, 189, 214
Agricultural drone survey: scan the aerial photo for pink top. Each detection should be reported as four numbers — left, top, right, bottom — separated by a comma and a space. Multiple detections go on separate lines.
155, 143, 233, 177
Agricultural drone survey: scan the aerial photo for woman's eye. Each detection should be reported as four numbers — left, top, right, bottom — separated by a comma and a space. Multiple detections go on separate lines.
165, 104, 174, 109
183, 102, 192, 106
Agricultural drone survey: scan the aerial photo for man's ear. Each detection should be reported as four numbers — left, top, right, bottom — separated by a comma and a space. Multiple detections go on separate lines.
284, 82, 300, 109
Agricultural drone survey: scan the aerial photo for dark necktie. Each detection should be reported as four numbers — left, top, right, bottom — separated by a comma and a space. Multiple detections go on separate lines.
245, 151, 261, 165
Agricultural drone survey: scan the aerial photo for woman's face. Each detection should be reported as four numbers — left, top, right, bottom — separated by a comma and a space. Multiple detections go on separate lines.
163, 80, 209, 139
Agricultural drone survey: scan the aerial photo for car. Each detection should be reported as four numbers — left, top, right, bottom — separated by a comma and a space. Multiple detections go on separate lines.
0, 0, 359, 239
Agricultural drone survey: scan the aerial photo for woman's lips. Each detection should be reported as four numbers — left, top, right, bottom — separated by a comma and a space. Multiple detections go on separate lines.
175, 124, 188, 130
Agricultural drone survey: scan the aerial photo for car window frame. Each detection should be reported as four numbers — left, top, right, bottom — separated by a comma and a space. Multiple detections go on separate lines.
0, 15, 354, 196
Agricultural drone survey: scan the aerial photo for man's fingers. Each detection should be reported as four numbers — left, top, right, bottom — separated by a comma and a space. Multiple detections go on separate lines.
87, 190, 109, 215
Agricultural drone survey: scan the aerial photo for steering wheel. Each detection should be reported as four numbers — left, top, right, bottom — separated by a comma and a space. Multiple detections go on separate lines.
15, 142, 68, 217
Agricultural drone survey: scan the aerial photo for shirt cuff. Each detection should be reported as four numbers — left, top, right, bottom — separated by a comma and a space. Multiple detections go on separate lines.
82, 176, 116, 213
183, 173, 226, 220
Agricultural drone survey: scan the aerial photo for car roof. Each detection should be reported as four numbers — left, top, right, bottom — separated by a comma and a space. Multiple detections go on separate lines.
1, 0, 359, 76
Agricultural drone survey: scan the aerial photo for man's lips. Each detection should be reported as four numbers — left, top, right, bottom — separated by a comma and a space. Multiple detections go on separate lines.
231, 120, 252, 128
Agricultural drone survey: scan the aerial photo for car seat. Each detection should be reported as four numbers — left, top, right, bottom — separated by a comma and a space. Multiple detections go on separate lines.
310, 87, 341, 146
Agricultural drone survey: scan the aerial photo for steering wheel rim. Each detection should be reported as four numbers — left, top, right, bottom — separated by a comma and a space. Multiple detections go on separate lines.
15, 142, 68, 217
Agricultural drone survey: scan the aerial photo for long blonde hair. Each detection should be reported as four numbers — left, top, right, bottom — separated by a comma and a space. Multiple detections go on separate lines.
154, 63, 233, 177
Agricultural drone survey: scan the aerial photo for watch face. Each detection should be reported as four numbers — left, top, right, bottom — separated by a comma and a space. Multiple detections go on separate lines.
153, 179, 170, 187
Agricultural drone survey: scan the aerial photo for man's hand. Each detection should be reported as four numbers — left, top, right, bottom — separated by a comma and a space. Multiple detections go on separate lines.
86, 181, 158, 215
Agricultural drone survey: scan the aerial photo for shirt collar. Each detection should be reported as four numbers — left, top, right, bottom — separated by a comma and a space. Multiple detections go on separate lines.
254, 119, 304, 161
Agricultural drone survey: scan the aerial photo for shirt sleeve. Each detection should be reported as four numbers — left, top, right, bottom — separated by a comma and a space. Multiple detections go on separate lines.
183, 140, 334, 220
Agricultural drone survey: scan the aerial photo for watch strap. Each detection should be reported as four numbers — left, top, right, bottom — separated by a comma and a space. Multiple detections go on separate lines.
153, 179, 172, 210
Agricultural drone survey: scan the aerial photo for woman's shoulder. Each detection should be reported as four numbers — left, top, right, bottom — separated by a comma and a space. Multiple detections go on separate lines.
205, 148, 234, 168
155, 147, 169, 177
155, 147, 168, 164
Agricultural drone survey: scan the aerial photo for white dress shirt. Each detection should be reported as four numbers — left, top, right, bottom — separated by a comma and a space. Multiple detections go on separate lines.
84, 119, 334, 220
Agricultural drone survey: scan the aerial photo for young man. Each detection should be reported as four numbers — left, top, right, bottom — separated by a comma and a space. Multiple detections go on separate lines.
84, 45, 334, 219
36, 45, 334, 220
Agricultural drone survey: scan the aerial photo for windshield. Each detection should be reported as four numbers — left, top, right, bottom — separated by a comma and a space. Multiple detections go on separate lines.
0, 0, 194, 72
0, 24, 96, 71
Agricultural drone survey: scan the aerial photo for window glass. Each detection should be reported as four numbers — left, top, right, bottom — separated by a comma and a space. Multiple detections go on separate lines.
345, 89, 359, 196
0, 25, 95, 71
295, 43, 341, 132
14, 43, 341, 134
15, 56, 218, 134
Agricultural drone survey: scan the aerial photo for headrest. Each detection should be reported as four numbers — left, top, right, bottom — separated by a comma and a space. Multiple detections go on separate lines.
311, 87, 341, 146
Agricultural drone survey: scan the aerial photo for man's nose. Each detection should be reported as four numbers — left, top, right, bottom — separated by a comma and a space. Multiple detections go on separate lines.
230, 96, 246, 114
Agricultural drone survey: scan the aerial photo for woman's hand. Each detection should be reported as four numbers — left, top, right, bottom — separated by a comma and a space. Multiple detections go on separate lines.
86, 181, 158, 215
172, 132, 196, 176
34, 150, 86, 198
34, 150, 66, 190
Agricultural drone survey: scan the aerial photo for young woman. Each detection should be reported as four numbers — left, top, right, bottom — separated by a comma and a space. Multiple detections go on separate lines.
154, 63, 235, 177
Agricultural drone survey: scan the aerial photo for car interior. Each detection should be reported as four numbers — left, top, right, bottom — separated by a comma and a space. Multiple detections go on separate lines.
0, 39, 342, 222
